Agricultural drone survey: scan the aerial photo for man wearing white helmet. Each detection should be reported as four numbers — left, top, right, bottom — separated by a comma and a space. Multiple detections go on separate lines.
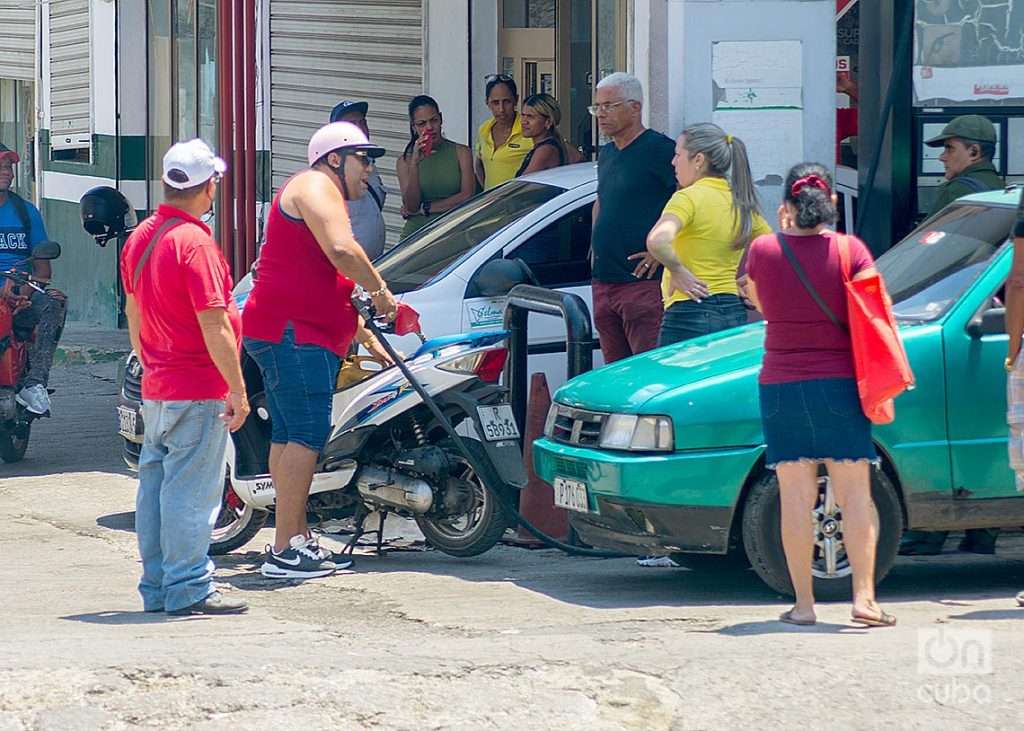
242, 121, 398, 580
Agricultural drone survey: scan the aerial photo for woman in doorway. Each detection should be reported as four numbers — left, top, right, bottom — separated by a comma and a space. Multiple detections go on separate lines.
645, 122, 771, 346
515, 93, 580, 177
744, 162, 895, 628
396, 95, 475, 239
475, 74, 533, 189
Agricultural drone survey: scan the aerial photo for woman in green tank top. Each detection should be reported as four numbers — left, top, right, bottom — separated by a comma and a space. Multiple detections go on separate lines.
396, 95, 475, 239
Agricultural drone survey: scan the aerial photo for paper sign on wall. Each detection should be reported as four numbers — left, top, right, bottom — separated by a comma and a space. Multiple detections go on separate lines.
712, 40, 804, 196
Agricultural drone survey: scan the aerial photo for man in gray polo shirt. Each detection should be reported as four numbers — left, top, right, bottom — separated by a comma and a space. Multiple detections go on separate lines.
330, 99, 387, 259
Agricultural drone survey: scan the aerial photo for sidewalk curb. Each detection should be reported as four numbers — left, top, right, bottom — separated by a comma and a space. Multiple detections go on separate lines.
54, 346, 130, 366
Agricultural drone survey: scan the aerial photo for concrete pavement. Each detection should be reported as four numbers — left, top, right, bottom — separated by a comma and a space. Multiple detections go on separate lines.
1, 361, 1022, 730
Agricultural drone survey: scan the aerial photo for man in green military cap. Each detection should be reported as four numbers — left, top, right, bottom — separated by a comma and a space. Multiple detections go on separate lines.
902, 116, 1003, 557
925, 114, 1004, 217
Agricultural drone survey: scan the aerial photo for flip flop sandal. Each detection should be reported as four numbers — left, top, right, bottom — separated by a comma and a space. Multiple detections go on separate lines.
851, 611, 897, 627
779, 609, 816, 626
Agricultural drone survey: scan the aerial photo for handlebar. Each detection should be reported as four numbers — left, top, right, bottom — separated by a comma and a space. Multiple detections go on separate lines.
0, 269, 46, 295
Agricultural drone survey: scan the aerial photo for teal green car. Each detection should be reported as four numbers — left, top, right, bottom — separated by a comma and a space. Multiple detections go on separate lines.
534, 190, 1024, 598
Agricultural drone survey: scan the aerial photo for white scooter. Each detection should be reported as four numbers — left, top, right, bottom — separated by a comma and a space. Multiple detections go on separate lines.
213, 301, 527, 557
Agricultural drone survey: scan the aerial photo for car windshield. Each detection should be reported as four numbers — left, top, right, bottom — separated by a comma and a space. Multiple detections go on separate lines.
877, 203, 1016, 321
375, 180, 565, 294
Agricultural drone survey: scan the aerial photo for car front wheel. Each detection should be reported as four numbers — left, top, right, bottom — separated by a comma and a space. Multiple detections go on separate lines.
741, 467, 902, 601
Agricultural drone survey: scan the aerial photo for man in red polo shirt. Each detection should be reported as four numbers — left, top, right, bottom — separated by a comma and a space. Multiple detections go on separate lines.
120, 139, 250, 616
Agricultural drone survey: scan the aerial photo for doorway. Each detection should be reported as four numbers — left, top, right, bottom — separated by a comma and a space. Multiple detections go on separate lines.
0, 78, 36, 202
499, 0, 630, 161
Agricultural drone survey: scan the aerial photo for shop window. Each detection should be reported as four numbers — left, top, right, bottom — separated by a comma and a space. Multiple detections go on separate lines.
507, 203, 592, 288
503, 0, 556, 28
147, 0, 217, 213
913, 0, 1024, 106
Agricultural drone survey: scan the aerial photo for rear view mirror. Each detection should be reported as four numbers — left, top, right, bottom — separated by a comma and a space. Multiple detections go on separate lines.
469, 258, 538, 298
31, 241, 61, 261
967, 307, 1006, 338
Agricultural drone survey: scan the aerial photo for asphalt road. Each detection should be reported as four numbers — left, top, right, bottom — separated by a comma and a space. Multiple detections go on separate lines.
1, 362, 1022, 730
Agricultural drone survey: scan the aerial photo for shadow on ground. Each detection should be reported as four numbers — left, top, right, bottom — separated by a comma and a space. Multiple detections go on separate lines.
60, 611, 213, 625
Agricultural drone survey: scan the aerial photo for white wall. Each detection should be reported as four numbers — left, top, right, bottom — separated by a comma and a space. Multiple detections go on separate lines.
116, 0, 146, 137
91, 0, 116, 137
677, 0, 835, 215
424, 0, 471, 144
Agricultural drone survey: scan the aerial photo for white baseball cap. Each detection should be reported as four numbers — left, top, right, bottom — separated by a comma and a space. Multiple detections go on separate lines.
307, 121, 385, 167
162, 139, 227, 190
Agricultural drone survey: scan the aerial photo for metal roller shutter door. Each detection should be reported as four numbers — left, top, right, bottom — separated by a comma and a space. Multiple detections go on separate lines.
270, 0, 424, 247
49, 0, 91, 149
0, 1, 35, 82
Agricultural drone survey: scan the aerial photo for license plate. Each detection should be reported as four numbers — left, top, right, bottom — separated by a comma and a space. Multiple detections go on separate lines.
477, 404, 521, 442
117, 405, 142, 443
553, 476, 589, 512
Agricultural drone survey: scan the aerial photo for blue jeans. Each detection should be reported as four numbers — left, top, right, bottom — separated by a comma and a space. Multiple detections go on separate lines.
244, 328, 340, 452
137, 400, 228, 612
657, 294, 748, 347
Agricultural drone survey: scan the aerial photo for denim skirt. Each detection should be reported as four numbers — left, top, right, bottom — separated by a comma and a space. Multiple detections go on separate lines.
759, 377, 876, 468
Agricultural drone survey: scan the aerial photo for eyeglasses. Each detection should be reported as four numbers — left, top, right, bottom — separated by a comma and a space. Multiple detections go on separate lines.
484, 73, 514, 84
587, 100, 628, 116
348, 151, 374, 168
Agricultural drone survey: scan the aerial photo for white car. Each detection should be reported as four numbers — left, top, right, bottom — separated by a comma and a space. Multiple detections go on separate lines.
236, 162, 603, 388
120, 164, 602, 469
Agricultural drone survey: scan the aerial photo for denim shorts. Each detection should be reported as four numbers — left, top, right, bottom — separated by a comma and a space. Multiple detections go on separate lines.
658, 294, 748, 347
243, 328, 340, 452
759, 377, 877, 468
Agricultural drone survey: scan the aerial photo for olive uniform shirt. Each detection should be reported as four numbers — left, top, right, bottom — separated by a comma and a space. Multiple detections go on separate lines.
929, 161, 1004, 216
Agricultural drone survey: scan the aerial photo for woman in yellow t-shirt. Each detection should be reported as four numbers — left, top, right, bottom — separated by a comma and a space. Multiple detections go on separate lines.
474, 74, 533, 190
644, 122, 771, 346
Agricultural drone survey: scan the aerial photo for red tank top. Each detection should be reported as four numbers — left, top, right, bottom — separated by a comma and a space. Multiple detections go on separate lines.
242, 186, 358, 355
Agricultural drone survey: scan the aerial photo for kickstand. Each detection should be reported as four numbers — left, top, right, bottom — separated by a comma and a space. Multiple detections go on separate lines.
338, 507, 389, 557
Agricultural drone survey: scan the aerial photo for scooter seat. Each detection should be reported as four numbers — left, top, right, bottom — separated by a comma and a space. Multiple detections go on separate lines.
412, 330, 508, 359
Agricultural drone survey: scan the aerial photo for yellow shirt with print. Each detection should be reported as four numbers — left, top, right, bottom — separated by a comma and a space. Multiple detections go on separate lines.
476, 114, 533, 190
660, 176, 772, 309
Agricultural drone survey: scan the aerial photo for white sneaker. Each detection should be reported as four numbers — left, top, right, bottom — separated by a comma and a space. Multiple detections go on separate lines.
16, 384, 50, 415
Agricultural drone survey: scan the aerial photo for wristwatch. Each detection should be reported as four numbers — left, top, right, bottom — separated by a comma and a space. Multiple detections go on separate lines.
421, 200, 432, 217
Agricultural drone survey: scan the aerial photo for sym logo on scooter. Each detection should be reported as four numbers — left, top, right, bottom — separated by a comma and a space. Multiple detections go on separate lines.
253, 479, 274, 495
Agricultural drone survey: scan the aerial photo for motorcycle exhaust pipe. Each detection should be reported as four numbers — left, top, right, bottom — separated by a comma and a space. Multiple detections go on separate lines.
355, 466, 434, 514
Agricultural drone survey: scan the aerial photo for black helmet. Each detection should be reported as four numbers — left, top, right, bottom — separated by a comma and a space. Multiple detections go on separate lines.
80, 186, 137, 245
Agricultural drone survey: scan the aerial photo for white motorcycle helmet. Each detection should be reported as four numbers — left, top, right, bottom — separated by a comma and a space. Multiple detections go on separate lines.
307, 121, 385, 167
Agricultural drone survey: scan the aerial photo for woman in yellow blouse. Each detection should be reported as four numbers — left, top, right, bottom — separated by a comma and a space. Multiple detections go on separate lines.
644, 122, 771, 346
474, 74, 533, 190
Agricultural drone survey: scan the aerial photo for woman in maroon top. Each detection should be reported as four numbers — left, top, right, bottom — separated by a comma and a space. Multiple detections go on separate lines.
745, 162, 895, 628
243, 122, 397, 580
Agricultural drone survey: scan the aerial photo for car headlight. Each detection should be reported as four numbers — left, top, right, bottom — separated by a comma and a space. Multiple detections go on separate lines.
599, 414, 674, 452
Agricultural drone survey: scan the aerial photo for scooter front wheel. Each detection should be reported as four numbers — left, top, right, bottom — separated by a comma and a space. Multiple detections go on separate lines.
0, 424, 29, 463
415, 439, 513, 557
209, 478, 268, 555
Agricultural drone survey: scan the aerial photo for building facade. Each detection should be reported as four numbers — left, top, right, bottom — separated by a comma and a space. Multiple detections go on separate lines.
10, 0, 847, 328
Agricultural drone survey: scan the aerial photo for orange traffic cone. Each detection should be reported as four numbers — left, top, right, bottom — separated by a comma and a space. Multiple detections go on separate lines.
507, 372, 569, 547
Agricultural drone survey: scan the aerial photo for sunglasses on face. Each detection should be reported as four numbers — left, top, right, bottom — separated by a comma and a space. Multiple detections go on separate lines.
348, 151, 373, 168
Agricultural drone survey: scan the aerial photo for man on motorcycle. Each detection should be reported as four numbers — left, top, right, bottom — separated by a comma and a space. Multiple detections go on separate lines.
0, 144, 66, 415
242, 121, 397, 580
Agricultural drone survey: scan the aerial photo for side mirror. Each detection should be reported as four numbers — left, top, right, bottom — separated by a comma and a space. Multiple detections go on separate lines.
30, 241, 61, 261
967, 307, 1006, 338
469, 258, 538, 298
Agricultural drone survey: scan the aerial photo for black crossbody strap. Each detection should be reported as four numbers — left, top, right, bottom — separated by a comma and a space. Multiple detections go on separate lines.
776, 234, 848, 333
132, 217, 185, 290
